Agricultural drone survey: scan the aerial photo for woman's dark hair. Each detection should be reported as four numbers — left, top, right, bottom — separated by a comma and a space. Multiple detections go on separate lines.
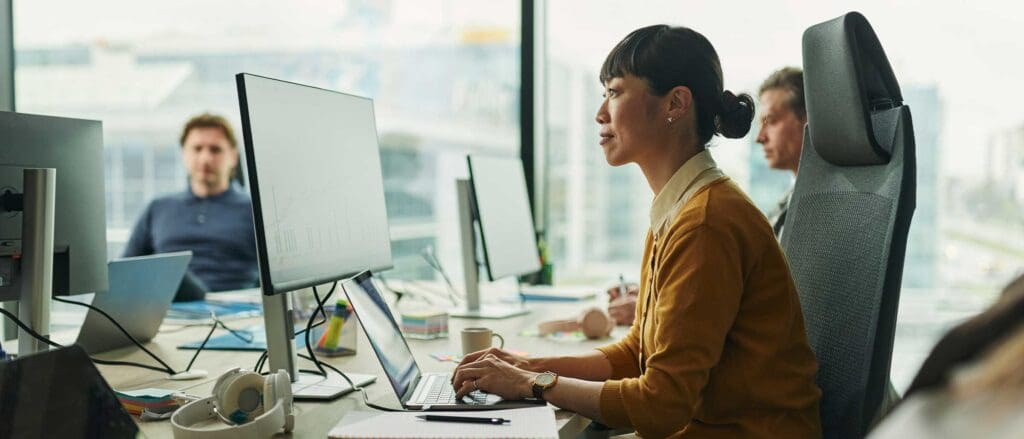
600, 25, 754, 145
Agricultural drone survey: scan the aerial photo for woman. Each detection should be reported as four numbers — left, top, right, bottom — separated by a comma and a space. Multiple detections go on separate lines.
452, 25, 821, 438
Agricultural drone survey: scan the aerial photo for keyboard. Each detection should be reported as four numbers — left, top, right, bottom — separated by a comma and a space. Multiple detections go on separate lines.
416, 374, 493, 405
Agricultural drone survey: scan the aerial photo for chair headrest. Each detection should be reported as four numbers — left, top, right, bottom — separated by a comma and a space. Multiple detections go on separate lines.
803, 12, 903, 166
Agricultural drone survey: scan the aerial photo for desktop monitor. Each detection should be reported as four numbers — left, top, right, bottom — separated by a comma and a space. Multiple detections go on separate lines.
0, 111, 109, 300
469, 155, 542, 281
236, 73, 391, 399
0, 111, 109, 354
449, 155, 539, 319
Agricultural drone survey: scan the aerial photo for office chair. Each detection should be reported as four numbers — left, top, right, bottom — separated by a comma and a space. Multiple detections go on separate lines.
778, 12, 916, 439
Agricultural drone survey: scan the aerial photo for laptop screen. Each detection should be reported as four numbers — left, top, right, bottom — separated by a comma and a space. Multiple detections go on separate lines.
0, 345, 138, 437
343, 271, 421, 399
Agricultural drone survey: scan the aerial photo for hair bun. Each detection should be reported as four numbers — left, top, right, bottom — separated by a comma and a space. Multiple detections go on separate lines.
715, 90, 755, 139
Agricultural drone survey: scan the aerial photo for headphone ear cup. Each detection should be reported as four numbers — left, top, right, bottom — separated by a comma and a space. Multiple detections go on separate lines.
578, 307, 613, 339
216, 370, 266, 425
266, 370, 294, 432
213, 367, 244, 404
262, 370, 287, 410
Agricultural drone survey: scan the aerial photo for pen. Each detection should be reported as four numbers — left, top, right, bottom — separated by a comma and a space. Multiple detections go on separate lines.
618, 274, 628, 300
416, 415, 510, 425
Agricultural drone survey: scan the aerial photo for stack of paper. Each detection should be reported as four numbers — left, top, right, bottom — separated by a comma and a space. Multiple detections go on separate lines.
401, 309, 449, 339
114, 388, 179, 416
329, 406, 557, 439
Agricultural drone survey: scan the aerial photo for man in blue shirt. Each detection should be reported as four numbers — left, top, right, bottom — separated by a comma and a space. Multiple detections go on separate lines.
124, 114, 258, 301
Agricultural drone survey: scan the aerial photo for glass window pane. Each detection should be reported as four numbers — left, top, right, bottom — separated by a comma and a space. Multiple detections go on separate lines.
14, 0, 521, 282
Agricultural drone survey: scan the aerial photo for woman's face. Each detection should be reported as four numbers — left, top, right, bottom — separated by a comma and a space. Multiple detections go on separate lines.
595, 74, 665, 166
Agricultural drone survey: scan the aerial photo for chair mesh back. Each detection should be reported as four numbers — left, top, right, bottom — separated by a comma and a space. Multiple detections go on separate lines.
783, 12, 917, 439
785, 191, 893, 435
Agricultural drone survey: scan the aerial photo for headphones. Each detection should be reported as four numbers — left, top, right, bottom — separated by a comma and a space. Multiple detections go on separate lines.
538, 307, 615, 339
171, 368, 294, 439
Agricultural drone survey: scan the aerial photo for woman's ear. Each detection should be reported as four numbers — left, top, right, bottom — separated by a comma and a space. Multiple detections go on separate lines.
667, 86, 693, 122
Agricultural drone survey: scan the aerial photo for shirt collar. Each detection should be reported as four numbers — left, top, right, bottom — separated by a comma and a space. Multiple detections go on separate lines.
187, 183, 239, 202
649, 149, 720, 233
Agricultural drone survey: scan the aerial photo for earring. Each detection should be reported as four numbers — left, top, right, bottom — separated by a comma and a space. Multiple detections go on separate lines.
667, 117, 674, 124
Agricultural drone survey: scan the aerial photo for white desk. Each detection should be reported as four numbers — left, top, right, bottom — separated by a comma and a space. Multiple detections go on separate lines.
40, 290, 623, 438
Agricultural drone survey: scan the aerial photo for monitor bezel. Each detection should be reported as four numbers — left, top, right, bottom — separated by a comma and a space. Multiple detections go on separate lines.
236, 73, 393, 296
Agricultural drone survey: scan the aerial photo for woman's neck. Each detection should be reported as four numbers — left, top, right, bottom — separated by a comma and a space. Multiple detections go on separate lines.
638, 141, 701, 196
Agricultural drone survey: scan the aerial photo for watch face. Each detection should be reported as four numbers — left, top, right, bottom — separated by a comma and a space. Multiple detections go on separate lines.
536, 373, 556, 386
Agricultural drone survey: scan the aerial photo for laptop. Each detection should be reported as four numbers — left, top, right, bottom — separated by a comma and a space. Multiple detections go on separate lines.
75, 252, 192, 354
0, 345, 138, 438
343, 270, 545, 411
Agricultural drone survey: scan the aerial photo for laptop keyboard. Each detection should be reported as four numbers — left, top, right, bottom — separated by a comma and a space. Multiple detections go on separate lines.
418, 374, 492, 405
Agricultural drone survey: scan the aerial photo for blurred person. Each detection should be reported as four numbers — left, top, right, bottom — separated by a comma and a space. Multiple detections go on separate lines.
607, 66, 806, 325
123, 113, 258, 301
755, 66, 805, 237
452, 25, 821, 438
869, 273, 1024, 438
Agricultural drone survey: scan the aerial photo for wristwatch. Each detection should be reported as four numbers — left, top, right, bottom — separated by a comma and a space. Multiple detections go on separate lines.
531, 372, 558, 400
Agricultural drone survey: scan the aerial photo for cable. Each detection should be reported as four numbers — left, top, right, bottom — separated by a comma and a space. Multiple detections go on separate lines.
294, 282, 405, 412
0, 305, 172, 373
250, 282, 406, 413
305, 283, 336, 376
183, 313, 220, 372
297, 351, 407, 412
420, 246, 462, 306
0, 307, 63, 349
52, 296, 176, 374
376, 273, 411, 305
256, 282, 337, 374
22, 298, 244, 376
378, 274, 446, 307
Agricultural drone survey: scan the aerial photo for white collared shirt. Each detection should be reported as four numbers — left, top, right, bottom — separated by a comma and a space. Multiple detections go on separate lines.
648, 149, 727, 239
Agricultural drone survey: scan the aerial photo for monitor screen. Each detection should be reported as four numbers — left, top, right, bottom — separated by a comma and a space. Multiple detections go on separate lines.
237, 74, 393, 295
468, 155, 541, 280
342, 271, 420, 399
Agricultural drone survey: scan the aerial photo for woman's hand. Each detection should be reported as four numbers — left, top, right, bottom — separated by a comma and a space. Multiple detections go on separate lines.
608, 294, 638, 326
606, 282, 639, 301
452, 353, 537, 400
456, 347, 533, 371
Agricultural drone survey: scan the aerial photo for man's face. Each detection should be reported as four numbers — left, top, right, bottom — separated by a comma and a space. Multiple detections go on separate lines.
756, 89, 806, 173
182, 127, 237, 190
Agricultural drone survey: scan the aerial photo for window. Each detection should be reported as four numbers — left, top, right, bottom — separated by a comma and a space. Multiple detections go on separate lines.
14, 0, 521, 281
541, 1, 1024, 391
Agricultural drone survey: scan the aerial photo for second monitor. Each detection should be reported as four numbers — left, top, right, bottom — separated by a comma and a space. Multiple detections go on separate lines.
449, 155, 541, 319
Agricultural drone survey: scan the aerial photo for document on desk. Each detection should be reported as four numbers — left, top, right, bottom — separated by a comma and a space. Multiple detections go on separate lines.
328, 406, 557, 439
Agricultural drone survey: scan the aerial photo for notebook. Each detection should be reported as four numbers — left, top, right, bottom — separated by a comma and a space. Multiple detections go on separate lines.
328, 406, 557, 439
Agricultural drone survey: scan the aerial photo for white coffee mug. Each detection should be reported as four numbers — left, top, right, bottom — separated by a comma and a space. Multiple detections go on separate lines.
461, 327, 505, 355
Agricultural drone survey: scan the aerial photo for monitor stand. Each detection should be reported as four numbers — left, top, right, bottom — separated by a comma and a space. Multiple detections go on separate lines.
11, 168, 57, 356
291, 371, 377, 401
262, 292, 377, 400
448, 179, 529, 320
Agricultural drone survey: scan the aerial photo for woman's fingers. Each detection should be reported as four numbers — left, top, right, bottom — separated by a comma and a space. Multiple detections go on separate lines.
456, 347, 504, 369
454, 377, 477, 400
451, 366, 486, 391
